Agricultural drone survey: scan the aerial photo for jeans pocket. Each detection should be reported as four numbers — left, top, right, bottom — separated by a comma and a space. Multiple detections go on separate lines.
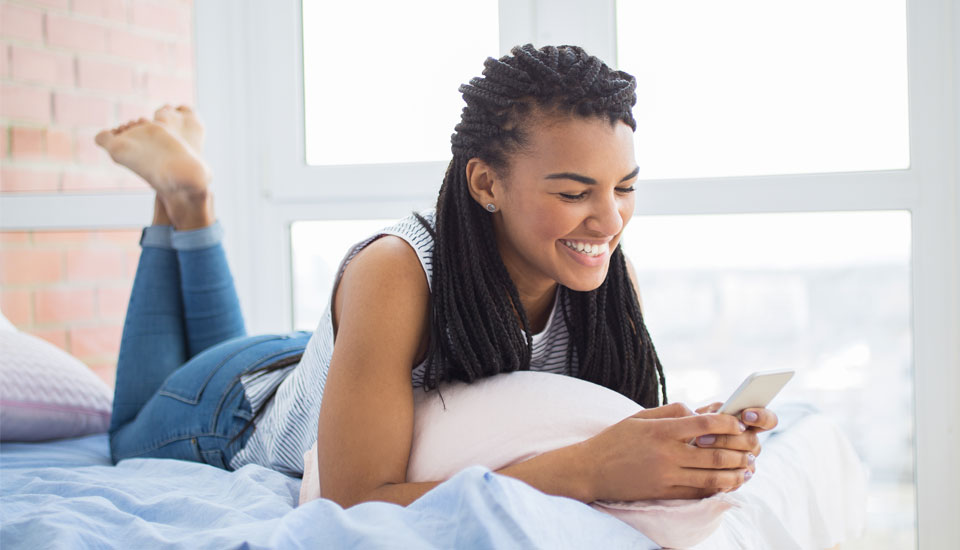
200, 447, 227, 469
157, 335, 282, 405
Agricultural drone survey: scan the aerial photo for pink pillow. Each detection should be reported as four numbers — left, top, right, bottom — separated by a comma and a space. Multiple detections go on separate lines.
0, 323, 112, 442
299, 371, 737, 548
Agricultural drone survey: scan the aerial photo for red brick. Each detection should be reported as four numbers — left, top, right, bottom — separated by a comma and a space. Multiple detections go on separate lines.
0, 249, 63, 285
66, 248, 125, 281
130, 1, 190, 35
107, 29, 166, 65
74, 130, 106, 164
143, 73, 193, 104
0, 45, 9, 78
96, 285, 130, 318
32, 231, 90, 245
69, 323, 122, 356
88, 361, 116, 388
10, 127, 44, 159
53, 93, 112, 127
0, 167, 60, 193
29, 328, 69, 352
72, 0, 127, 22
94, 229, 141, 245
10, 46, 74, 86
117, 102, 150, 122
170, 42, 194, 69
33, 0, 71, 9
35, 287, 95, 323
45, 129, 73, 160
61, 171, 119, 191
77, 58, 134, 94
0, 84, 52, 123
0, 4, 44, 43
1, 289, 32, 327
0, 232, 31, 244
125, 249, 140, 278
46, 15, 108, 53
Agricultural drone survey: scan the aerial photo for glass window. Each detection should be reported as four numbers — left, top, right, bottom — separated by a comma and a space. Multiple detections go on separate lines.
290, 212, 914, 548
616, 0, 910, 180
301, 0, 499, 166
619, 210, 914, 549
290, 218, 398, 330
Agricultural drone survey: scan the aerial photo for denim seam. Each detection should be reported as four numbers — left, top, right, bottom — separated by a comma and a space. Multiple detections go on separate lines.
155, 334, 281, 404
181, 282, 237, 293
209, 345, 307, 434
113, 431, 222, 461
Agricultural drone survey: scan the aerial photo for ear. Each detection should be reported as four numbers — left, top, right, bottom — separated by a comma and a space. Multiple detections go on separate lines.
465, 158, 501, 210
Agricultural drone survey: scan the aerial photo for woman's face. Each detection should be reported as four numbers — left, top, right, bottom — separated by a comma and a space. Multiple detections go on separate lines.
489, 115, 638, 294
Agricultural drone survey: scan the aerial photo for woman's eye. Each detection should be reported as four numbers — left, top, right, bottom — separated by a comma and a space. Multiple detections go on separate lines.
616, 186, 636, 194
559, 192, 587, 200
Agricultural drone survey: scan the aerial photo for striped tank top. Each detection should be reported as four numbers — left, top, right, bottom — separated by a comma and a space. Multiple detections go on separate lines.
228, 209, 575, 476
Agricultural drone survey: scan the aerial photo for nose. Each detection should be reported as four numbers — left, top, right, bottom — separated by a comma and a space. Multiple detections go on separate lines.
585, 192, 625, 236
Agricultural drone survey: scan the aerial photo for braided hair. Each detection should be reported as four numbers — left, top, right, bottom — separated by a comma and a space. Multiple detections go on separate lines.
230, 44, 667, 447
419, 44, 667, 407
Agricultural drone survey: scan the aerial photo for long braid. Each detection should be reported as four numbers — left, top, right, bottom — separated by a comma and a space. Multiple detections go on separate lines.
420, 44, 667, 407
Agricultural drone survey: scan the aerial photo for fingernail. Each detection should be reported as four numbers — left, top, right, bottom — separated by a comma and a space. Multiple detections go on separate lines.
697, 435, 717, 445
743, 411, 759, 423
744, 470, 753, 481
747, 453, 756, 466
739, 421, 747, 432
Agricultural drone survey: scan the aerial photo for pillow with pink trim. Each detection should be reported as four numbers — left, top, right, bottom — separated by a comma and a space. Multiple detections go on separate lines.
0, 312, 112, 442
299, 370, 738, 549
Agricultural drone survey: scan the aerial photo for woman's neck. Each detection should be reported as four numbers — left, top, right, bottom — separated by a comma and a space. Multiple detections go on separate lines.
517, 282, 558, 334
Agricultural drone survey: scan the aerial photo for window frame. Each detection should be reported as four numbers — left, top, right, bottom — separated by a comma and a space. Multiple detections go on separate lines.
187, 0, 957, 547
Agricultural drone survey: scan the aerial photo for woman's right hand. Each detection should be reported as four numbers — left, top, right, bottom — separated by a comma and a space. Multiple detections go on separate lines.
581, 402, 753, 502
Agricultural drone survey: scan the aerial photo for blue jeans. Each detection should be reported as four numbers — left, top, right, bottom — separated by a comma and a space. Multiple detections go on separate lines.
108, 221, 311, 470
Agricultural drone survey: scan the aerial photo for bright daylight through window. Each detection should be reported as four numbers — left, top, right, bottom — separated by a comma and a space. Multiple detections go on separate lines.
301, 0, 499, 166
617, 0, 909, 180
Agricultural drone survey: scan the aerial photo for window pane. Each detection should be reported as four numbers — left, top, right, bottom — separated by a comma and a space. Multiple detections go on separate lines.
302, 0, 499, 166
616, 0, 910, 179
291, 212, 914, 548
291, 219, 397, 330
620, 211, 914, 549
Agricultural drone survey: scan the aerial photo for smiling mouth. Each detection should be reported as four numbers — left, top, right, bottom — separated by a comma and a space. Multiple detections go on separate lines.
560, 239, 609, 257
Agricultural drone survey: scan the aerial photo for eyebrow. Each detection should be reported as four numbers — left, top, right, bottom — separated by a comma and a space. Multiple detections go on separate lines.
544, 166, 640, 185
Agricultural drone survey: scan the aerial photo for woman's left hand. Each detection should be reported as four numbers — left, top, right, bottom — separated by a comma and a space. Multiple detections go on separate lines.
691, 403, 779, 486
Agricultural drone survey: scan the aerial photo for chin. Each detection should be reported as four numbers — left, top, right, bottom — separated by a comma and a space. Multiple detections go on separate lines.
558, 270, 609, 293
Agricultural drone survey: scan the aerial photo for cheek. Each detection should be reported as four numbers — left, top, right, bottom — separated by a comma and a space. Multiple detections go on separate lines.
620, 193, 636, 219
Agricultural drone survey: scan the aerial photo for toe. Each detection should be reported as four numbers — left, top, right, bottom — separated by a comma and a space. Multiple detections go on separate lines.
94, 129, 113, 147
154, 104, 175, 121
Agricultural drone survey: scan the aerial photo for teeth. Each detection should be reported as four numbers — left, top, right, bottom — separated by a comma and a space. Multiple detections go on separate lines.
562, 240, 607, 257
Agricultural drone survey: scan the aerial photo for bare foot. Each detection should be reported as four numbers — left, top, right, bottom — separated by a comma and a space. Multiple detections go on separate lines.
154, 104, 205, 153
95, 119, 213, 230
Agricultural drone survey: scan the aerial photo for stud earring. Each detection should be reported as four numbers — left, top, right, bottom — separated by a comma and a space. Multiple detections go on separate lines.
485, 203, 497, 212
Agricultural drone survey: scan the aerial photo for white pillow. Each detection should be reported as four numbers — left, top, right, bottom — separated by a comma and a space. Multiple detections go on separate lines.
0, 314, 113, 442
299, 371, 737, 548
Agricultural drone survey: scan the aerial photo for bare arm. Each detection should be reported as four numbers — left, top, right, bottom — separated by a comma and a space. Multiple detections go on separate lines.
359, 440, 595, 507
319, 240, 751, 509
317, 235, 597, 508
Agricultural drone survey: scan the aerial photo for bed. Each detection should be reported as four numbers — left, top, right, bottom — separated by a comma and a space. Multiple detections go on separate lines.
0, 317, 867, 549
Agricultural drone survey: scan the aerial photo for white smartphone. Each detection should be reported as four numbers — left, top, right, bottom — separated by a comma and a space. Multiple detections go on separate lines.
716, 369, 795, 416
689, 369, 795, 446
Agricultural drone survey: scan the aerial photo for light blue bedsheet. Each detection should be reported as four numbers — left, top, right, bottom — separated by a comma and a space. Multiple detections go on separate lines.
0, 434, 657, 549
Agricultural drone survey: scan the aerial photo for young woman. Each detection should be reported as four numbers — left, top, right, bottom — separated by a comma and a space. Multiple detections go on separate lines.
99, 44, 777, 509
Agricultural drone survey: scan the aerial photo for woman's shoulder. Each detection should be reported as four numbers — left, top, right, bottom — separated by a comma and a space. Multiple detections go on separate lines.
380, 209, 436, 250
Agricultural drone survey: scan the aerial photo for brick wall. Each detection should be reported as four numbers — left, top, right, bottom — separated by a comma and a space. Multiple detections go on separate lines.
0, 0, 196, 387
1, 229, 141, 385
